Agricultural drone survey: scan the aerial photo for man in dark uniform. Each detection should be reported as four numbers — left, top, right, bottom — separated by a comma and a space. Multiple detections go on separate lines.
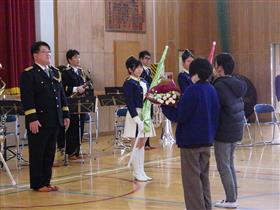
139, 50, 155, 150
20, 41, 70, 192
62, 49, 89, 160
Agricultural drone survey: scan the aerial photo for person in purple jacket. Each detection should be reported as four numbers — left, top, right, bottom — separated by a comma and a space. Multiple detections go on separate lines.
162, 58, 220, 210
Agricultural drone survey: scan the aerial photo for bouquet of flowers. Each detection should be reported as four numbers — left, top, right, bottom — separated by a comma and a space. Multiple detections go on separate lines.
146, 79, 181, 106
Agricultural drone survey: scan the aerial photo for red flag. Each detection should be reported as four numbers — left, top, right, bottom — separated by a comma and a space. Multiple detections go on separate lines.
208, 41, 216, 64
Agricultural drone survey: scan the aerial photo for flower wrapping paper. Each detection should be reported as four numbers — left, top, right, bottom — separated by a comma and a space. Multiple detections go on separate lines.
146, 79, 181, 106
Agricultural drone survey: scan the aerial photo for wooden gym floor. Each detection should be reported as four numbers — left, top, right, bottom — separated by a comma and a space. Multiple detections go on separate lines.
0, 125, 279, 210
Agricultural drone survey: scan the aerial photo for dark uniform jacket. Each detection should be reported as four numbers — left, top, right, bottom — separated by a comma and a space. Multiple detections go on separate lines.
213, 76, 247, 143
61, 66, 85, 97
140, 66, 152, 86
123, 76, 148, 118
178, 71, 193, 93
20, 64, 69, 127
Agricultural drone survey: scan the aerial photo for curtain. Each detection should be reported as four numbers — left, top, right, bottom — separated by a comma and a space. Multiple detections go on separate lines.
0, 0, 35, 94
216, 0, 231, 52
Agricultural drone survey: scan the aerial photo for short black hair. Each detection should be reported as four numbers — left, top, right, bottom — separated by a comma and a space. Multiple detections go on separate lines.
125, 56, 142, 74
189, 58, 213, 81
214, 53, 235, 75
31, 41, 50, 58
139, 50, 151, 59
66, 49, 80, 62
181, 49, 194, 62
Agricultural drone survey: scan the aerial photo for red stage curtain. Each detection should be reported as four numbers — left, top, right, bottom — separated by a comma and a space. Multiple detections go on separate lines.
0, 0, 35, 94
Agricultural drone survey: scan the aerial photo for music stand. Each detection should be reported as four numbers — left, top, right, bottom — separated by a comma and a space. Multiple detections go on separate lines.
98, 94, 115, 107
0, 100, 21, 186
98, 94, 128, 150
104, 86, 123, 95
112, 94, 126, 106
66, 96, 97, 163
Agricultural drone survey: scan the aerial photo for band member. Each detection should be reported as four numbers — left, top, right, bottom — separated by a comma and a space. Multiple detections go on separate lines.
178, 49, 194, 92
122, 56, 156, 182
20, 41, 70, 192
56, 65, 67, 152
139, 50, 155, 150
62, 49, 89, 160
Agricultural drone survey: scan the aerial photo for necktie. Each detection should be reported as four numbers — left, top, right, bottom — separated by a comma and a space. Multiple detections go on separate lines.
45, 68, 51, 78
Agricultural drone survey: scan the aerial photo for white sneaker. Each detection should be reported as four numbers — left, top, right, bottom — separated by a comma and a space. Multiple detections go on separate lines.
214, 200, 238, 208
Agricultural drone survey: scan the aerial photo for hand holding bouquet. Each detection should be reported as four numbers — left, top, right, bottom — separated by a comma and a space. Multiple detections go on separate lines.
146, 79, 181, 106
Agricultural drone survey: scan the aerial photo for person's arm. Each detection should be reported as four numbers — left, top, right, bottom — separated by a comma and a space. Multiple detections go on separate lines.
176, 87, 198, 123
123, 81, 138, 118
214, 82, 226, 107
161, 105, 178, 122
60, 84, 70, 129
20, 71, 38, 123
62, 71, 79, 96
20, 70, 41, 133
123, 81, 144, 131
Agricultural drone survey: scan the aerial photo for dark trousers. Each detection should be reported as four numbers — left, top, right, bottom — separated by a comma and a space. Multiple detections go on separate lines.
65, 114, 85, 156
180, 147, 212, 210
57, 126, 65, 149
27, 127, 59, 190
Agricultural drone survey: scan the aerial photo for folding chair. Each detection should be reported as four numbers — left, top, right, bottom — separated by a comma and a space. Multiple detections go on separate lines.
237, 116, 253, 147
4, 115, 28, 168
254, 104, 280, 144
114, 107, 130, 149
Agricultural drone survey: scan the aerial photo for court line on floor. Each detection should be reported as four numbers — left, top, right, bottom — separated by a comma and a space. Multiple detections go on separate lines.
0, 177, 141, 209
1, 155, 280, 209
0, 156, 180, 193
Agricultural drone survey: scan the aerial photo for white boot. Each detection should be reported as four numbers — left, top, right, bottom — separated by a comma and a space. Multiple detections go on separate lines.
132, 148, 147, 182
139, 147, 152, 181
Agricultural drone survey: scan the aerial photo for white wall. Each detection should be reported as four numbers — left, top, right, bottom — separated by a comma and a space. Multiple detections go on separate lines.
34, 0, 55, 64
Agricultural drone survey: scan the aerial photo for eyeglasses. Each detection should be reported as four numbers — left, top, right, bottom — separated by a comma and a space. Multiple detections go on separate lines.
38, 50, 51, 54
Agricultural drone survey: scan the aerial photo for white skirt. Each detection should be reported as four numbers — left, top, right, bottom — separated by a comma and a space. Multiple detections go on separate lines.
123, 108, 156, 138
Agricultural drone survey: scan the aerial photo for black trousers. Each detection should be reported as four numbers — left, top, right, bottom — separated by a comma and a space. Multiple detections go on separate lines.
65, 114, 87, 156
57, 126, 65, 149
27, 127, 59, 190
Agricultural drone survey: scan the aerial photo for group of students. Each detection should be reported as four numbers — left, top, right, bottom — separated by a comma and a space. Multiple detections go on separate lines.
122, 50, 247, 210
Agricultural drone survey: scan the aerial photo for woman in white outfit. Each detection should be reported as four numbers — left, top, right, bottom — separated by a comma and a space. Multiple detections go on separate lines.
122, 56, 156, 182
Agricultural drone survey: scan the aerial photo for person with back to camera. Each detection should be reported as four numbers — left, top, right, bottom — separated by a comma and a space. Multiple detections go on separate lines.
162, 58, 220, 210
177, 49, 194, 93
213, 53, 247, 209
122, 56, 156, 182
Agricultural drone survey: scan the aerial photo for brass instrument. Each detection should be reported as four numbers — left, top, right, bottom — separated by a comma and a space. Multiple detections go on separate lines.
70, 80, 93, 98
0, 64, 6, 96
70, 68, 93, 98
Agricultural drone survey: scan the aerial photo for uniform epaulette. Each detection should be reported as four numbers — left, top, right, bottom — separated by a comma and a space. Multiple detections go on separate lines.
53, 71, 62, 82
51, 66, 59, 71
25, 66, 33, 71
